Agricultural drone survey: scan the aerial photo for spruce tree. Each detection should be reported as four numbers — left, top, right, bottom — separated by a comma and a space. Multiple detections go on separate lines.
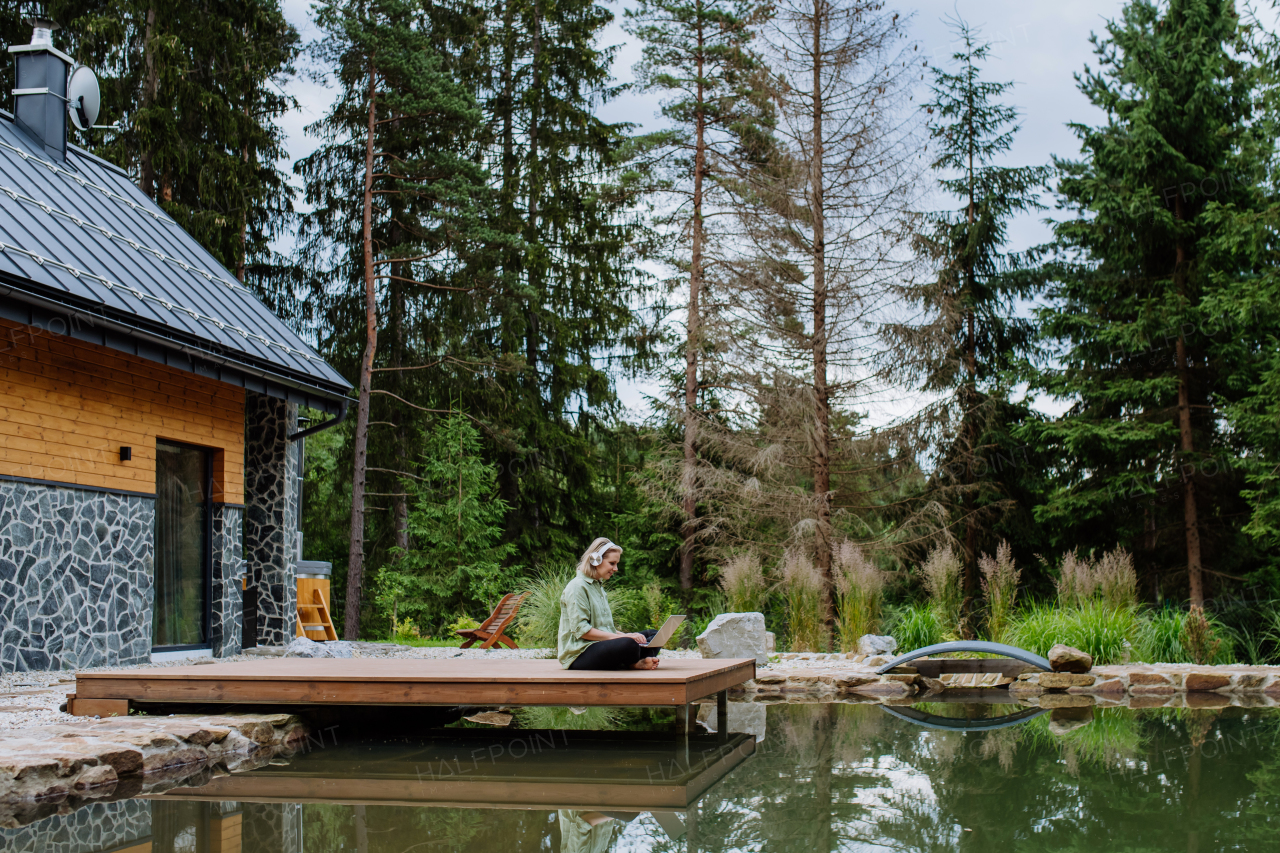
624, 0, 774, 590
885, 19, 1050, 610
51, 1, 300, 287
477, 0, 656, 564
1030, 0, 1257, 607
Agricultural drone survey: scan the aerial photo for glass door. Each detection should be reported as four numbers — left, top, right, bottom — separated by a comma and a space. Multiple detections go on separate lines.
154, 440, 212, 649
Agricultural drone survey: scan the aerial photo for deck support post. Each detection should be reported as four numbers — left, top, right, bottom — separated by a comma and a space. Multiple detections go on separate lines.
716, 689, 728, 742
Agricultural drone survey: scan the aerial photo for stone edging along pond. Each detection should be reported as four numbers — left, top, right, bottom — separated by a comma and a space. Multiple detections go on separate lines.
736, 658, 1280, 708
0, 713, 311, 822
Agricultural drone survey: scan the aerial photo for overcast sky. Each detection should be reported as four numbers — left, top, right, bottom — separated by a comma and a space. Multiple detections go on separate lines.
273, 1, 1132, 417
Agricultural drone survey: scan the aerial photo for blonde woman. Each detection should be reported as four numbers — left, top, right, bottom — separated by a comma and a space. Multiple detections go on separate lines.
558, 537, 660, 670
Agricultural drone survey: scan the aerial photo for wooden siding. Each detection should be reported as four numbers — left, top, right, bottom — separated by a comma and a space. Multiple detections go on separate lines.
0, 318, 245, 501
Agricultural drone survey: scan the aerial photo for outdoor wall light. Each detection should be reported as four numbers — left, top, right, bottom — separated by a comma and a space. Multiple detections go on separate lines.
119, 446, 132, 462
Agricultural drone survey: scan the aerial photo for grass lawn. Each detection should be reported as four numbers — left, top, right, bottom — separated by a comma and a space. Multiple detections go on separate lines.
385, 636, 467, 648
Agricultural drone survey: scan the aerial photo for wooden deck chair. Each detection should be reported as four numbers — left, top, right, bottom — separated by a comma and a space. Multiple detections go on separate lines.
456, 592, 528, 649
296, 588, 339, 641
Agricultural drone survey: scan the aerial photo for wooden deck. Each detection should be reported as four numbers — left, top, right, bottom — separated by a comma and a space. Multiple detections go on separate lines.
69, 657, 756, 716
148, 729, 756, 811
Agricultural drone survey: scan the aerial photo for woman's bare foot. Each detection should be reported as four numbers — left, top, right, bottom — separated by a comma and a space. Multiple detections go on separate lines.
632, 657, 660, 670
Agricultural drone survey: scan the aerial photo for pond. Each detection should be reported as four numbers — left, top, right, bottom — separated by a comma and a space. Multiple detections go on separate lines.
4, 701, 1280, 852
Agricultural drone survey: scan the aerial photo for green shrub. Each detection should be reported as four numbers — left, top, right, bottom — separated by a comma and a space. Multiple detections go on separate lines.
886, 603, 942, 653
1140, 608, 1188, 663
1008, 601, 1142, 665
1132, 606, 1235, 664
447, 615, 481, 634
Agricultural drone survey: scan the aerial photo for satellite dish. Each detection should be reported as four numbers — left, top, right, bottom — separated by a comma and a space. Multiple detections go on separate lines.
66, 64, 100, 132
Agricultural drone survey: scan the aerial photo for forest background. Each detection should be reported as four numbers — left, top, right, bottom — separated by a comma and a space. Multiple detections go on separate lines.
11, 0, 1280, 656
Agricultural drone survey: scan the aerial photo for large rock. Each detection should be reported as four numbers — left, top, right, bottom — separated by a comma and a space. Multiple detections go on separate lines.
1048, 644, 1093, 673
284, 637, 354, 659
857, 634, 898, 657
697, 613, 768, 666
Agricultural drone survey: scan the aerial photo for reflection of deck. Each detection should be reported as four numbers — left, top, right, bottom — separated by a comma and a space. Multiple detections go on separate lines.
149, 730, 757, 811
69, 658, 756, 716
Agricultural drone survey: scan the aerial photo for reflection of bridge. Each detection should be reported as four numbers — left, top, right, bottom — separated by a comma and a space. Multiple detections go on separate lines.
875, 641, 1053, 677
879, 704, 1048, 732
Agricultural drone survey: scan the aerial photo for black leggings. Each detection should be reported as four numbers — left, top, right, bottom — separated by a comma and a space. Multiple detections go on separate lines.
569, 629, 659, 671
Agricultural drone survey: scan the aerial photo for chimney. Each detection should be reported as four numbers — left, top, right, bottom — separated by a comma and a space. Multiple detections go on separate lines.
8, 7, 70, 161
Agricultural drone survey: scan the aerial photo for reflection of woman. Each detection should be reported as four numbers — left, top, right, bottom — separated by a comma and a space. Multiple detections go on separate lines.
557, 810, 638, 853
558, 538, 661, 670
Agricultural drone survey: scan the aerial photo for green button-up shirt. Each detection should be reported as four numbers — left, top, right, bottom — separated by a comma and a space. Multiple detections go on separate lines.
557, 572, 615, 668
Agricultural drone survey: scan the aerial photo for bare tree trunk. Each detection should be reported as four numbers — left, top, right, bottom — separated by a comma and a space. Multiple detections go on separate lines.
1177, 331, 1203, 608
680, 9, 707, 593
810, 5, 834, 636
139, 7, 159, 198
345, 60, 378, 640
1173, 198, 1204, 609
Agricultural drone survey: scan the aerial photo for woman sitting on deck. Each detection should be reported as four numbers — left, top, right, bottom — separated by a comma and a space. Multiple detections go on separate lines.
558, 538, 660, 671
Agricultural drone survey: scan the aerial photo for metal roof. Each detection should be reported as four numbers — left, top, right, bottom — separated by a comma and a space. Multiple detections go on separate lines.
0, 112, 351, 414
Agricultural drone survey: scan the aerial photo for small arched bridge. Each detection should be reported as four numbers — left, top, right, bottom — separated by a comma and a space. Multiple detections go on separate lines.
874, 641, 1052, 678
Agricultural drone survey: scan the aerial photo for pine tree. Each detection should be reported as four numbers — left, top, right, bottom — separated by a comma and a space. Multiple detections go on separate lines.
299, 0, 500, 638
884, 18, 1050, 612
624, 0, 775, 590
1029, 0, 1258, 607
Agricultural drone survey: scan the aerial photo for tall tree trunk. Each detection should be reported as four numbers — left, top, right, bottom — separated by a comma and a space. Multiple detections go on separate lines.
1173, 197, 1204, 608
390, 231, 410, 558
139, 7, 159, 198
810, 6, 833, 636
345, 60, 378, 640
679, 10, 707, 592
961, 121, 978, 627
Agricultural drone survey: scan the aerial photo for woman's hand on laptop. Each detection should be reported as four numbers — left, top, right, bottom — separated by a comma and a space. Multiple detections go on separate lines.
625, 632, 650, 645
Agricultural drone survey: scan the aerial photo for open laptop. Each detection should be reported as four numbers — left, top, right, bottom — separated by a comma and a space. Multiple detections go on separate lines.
645, 615, 686, 649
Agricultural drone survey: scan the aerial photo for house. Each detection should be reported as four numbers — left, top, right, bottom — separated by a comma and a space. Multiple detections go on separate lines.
0, 20, 350, 673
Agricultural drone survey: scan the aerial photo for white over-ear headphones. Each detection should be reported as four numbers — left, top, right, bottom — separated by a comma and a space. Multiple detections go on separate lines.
590, 540, 620, 566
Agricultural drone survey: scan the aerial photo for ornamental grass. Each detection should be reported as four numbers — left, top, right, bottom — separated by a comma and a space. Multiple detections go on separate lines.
782, 548, 826, 652
834, 541, 886, 652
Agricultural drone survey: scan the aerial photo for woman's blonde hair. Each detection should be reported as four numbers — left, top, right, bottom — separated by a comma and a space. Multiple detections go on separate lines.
577, 537, 622, 580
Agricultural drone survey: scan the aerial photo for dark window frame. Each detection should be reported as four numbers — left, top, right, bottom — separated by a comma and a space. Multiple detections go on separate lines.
151, 439, 214, 653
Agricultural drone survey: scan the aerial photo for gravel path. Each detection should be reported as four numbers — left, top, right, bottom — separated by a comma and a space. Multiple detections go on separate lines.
0, 644, 704, 732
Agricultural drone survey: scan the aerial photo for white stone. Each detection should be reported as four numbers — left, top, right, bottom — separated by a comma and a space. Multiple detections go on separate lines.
284, 638, 354, 659
696, 612, 768, 666
857, 634, 898, 656
765, 631, 776, 654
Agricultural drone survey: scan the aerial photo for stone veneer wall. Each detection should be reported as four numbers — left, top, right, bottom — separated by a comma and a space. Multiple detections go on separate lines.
0, 799, 151, 852
211, 504, 244, 658
243, 802, 303, 853
0, 480, 153, 673
243, 392, 299, 647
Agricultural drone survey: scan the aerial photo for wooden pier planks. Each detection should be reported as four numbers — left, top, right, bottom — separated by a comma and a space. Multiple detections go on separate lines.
72, 657, 756, 712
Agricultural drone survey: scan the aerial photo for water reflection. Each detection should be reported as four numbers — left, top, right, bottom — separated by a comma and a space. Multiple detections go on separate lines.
4, 703, 1280, 852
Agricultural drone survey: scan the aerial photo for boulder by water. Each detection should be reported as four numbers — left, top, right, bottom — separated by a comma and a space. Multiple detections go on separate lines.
697, 612, 768, 666
284, 637, 354, 659
857, 634, 899, 657
1048, 643, 1093, 673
